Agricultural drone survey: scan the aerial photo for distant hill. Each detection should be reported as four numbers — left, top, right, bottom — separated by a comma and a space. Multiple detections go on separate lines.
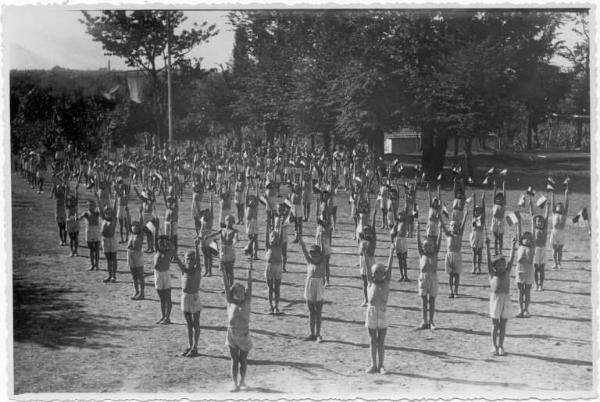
9, 43, 53, 70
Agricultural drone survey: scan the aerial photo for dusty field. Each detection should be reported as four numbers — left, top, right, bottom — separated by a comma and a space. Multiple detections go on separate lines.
11, 158, 594, 398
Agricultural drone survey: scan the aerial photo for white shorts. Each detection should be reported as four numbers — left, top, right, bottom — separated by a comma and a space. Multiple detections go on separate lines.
418, 272, 438, 297
246, 218, 258, 236
491, 217, 504, 234
181, 292, 202, 313
117, 206, 128, 220
226, 327, 253, 352
154, 269, 171, 290
102, 236, 118, 253
365, 305, 387, 329
265, 262, 283, 281
304, 277, 325, 302
445, 251, 462, 274
395, 237, 408, 254
533, 246, 546, 265
550, 229, 565, 247
293, 204, 304, 219
470, 229, 484, 249
490, 292, 512, 319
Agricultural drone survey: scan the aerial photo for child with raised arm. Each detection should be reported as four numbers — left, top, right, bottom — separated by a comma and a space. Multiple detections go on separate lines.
315, 212, 333, 287
486, 235, 517, 356
425, 183, 442, 240
359, 209, 378, 307
391, 210, 410, 281
174, 236, 203, 357
470, 192, 486, 274
79, 199, 101, 270
417, 221, 443, 329
451, 177, 466, 222
51, 179, 68, 246
244, 186, 259, 260
515, 213, 534, 317
441, 210, 469, 298
207, 215, 239, 288
66, 184, 80, 257
298, 235, 326, 342
116, 181, 130, 244
163, 186, 179, 253
234, 173, 245, 225
199, 194, 215, 276
275, 202, 292, 273
550, 183, 569, 269
491, 179, 506, 255
530, 194, 550, 291
191, 181, 204, 235
222, 262, 253, 392
97, 192, 118, 283
219, 181, 233, 226
265, 229, 284, 315
365, 244, 395, 374
127, 221, 145, 300
134, 186, 156, 253
154, 235, 176, 324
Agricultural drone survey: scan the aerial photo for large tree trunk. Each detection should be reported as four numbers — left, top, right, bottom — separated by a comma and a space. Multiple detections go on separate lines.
464, 136, 474, 181
431, 127, 448, 179
420, 123, 435, 181
526, 114, 534, 150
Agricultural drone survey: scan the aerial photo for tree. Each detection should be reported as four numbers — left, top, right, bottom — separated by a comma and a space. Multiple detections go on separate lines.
80, 10, 218, 142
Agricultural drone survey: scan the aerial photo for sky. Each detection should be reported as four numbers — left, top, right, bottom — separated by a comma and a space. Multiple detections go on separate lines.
2, 6, 585, 71
3, 7, 235, 70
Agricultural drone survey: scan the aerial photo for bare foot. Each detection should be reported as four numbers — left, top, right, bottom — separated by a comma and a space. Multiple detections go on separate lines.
366, 365, 378, 374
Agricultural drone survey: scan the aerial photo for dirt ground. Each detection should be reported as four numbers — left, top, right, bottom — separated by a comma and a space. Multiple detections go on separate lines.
11, 158, 594, 399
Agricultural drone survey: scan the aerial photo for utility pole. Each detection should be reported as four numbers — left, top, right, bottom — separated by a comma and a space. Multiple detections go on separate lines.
166, 10, 174, 144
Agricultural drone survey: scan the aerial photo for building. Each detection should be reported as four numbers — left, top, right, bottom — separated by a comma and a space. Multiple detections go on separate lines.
384, 127, 421, 155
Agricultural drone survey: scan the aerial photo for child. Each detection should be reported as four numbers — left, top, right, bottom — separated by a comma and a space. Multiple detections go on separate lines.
134, 187, 156, 253
550, 184, 569, 269
365, 245, 395, 374
127, 221, 145, 300
265, 230, 284, 314
163, 188, 179, 252
222, 262, 253, 392
530, 194, 550, 291
234, 173, 245, 225
470, 193, 486, 274
219, 181, 232, 226
417, 221, 443, 329
426, 183, 442, 240
174, 237, 203, 357
290, 182, 303, 243
377, 182, 390, 229
315, 212, 333, 287
441, 211, 469, 298
359, 210, 377, 307
244, 187, 259, 260
51, 179, 68, 246
97, 193, 118, 283
191, 182, 204, 235
516, 214, 534, 317
485, 235, 517, 356
391, 211, 409, 281
451, 177, 466, 223
404, 178, 417, 237
387, 187, 399, 231
207, 215, 238, 288
199, 195, 215, 276
302, 173, 312, 222
116, 181, 130, 244
79, 199, 101, 270
65, 186, 80, 257
154, 235, 175, 324
298, 235, 326, 342
491, 180, 506, 255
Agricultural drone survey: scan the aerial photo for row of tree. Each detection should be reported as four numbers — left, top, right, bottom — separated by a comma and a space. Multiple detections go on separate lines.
11, 10, 589, 179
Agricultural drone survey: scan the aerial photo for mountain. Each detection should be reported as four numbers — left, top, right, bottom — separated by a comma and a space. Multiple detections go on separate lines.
9, 43, 54, 70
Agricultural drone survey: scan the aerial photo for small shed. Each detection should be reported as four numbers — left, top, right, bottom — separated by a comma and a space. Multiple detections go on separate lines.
384, 127, 421, 155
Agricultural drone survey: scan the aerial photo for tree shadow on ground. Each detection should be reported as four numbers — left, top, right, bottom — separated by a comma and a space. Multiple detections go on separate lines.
13, 279, 155, 350
388, 371, 529, 389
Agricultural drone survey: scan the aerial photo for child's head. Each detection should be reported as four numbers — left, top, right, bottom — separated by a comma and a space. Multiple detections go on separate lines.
454, 187, 465, 200
371, 263, 387, 282
277, 202, 290, 217
397, 211, 407, 222
494, 192, 505, 205
389, 188, 399, 201
533, 214, 546, 230
449, 220, 459, 235
225, 214, 235, 228
230, 283, 246, 303
554, 202, 565, 215
104, 207, 115, 221
130, 221, 142, 234
184, 250, 197, 270
166, 195, 176, 209
318, 213, 331, 227
293, 183, 301, 194
474, 205, 484, 217
422, 238, 435, 255
87, 199, 96, 211
520, 231, 533, 247
247, 195, 258, 208
269, 230, 281, 247
157, 235, 172, 253
309, 244, 323, 264
492, 255, 507, 275
431, 197, 441, 209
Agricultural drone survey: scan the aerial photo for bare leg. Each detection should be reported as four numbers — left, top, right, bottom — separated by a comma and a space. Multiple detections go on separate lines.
367, 329, 378, 373
428, 297, 436, 327
491, 319, 499, 354
421, 296, 428, 327
229, 347, 240, 391
377, 328, 387, 372
239, 350, 248, 388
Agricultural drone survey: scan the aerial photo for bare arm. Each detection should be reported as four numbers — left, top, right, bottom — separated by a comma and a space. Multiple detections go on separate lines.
221, 264, 233, 303
460, 210, 470, 234
507, 237, 517, 274
416, 222, 424, 255
385, 245, 394, 280
246, 262, 253, 300
298, 236, 311, 263
485, 237, 494, 274
564, 185, 569, 213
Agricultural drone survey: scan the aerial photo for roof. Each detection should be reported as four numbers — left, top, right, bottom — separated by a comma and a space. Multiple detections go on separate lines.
385, 128, 421, 139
